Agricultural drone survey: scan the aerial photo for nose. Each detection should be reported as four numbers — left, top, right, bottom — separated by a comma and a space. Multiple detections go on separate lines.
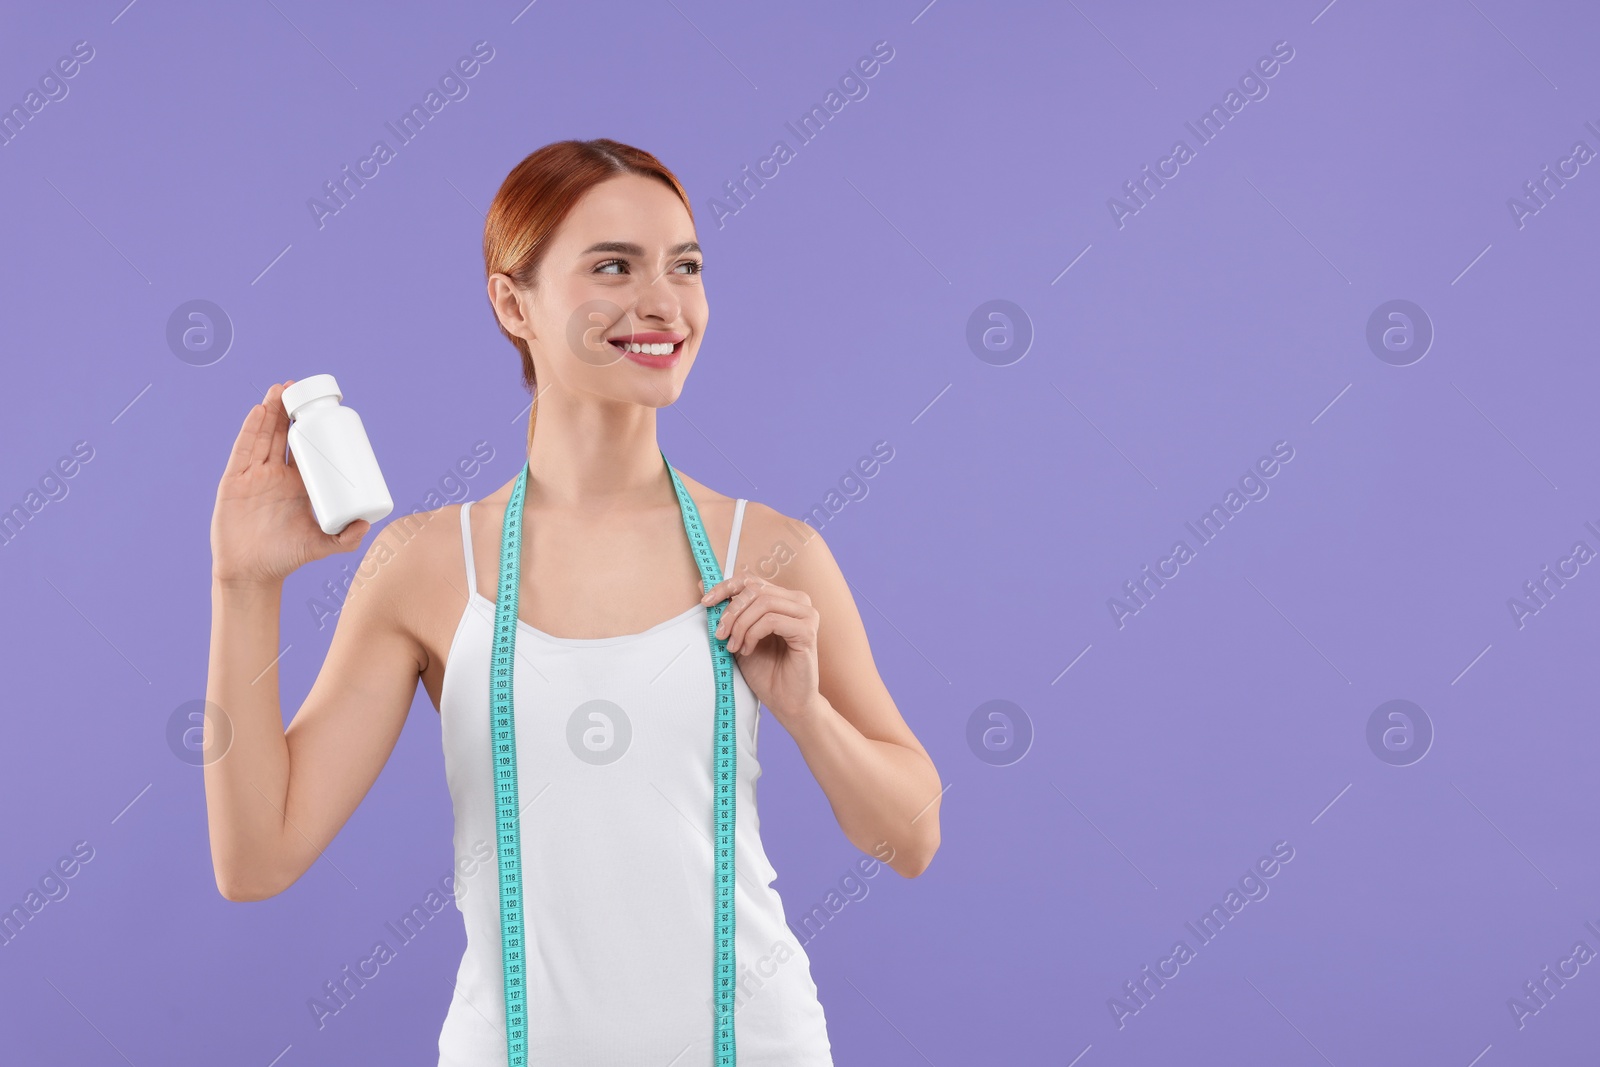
631, 270, 682, 324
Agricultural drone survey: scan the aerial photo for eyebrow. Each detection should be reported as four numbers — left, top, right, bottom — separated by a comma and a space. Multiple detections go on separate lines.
580, 240, 702, 257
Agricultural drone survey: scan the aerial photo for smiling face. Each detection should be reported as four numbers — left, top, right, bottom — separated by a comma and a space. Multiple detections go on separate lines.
488, 172, 707, 409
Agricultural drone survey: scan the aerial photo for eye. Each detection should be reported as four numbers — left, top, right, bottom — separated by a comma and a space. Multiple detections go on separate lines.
593, 257, 703, 276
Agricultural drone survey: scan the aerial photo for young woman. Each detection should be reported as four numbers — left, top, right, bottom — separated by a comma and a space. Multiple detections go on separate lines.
204, 138, 941, 1066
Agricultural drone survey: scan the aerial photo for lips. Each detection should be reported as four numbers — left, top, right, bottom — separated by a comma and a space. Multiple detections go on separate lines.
608, 339, 682, 353
607, 332, 685, 368
607, 332, 683, 346
616, 341, 681, 369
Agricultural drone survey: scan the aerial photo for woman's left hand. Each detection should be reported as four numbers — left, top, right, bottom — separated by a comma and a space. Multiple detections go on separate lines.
700, 575, 821, 727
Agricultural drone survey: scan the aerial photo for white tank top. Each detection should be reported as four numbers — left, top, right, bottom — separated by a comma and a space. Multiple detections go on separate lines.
436, 498, 835, 1066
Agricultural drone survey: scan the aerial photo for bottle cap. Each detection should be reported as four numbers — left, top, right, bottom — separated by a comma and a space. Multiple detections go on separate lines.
281, 374, 343, 420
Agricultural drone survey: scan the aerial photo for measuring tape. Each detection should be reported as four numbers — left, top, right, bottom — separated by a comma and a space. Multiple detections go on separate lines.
489, 450, 738, 1066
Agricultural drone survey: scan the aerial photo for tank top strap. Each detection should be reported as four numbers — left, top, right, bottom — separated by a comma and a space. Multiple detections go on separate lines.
458, 500, 478, 599
725, 498, 748, 578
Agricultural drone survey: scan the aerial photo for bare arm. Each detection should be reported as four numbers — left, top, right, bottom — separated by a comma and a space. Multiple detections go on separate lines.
204, 382, 424, 901
702, 507, 942, 878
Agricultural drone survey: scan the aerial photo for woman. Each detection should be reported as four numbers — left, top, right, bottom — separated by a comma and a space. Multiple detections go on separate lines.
204, 138, 941, 1065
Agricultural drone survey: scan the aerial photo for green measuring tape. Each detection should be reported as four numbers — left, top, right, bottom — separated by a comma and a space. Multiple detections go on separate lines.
489, 450, 738, 1065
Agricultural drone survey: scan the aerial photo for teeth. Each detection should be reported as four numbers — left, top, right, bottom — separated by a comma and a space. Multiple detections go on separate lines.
616, 341, 675, 355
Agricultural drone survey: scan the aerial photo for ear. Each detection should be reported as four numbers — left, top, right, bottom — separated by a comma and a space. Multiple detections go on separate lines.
488, 273, 535, 343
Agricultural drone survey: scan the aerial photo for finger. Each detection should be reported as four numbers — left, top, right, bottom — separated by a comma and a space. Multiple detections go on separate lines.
713, 579, 795, 640
700, 574, 747, 605
729, 607, 813, 655
732, 598, 812, 655
723, 594, 812, 653
331, 519, 370, 550
724, 575, 779, 610
711, 577, 764, 633
226, 403, 268, 477
267, 382, 292, 464
246, 394, 275, 468
722, 579, 806, 622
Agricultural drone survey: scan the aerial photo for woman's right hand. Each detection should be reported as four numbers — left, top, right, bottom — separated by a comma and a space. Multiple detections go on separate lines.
211, 381, 370, 587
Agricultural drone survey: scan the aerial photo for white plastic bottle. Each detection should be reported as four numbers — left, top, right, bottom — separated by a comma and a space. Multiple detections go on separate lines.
280, 374, 394, 535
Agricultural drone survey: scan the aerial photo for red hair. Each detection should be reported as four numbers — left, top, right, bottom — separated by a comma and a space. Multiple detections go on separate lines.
482, 139, 695, 399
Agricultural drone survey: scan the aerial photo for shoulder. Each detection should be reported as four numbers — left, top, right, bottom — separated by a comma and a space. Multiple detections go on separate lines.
731, 499, 839, 595
301, 500, 467, 675
666, 468, 833, 583
363, 500, 463, 574
341, 498, 470, 627
733, 501, 877, 680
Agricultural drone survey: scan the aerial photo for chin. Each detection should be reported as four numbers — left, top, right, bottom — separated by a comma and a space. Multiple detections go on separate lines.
638, 378, 687, 407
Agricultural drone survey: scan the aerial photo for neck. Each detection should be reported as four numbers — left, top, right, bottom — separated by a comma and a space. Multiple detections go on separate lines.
521, 384, 670, 511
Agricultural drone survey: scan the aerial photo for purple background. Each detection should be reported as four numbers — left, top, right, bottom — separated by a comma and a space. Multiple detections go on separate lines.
3, 0, 1598, 1063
